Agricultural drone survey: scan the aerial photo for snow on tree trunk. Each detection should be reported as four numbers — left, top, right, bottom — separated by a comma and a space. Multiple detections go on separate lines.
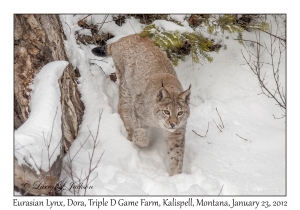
14, 14, 84, 195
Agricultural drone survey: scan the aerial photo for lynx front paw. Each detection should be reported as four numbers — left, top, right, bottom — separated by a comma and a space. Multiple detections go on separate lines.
169, 168, 182, 176
132, 128, 149, 147
168, 157, 183, 176
127, 129, 133, 141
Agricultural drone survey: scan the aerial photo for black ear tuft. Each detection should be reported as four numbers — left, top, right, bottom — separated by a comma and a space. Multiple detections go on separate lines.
157, 87, 170, 101
178, 89, 191, 105
92, 45, 107, 57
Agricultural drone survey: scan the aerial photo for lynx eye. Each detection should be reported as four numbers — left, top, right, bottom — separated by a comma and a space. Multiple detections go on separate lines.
163, 110, 170, 115
177, 111, 184, 116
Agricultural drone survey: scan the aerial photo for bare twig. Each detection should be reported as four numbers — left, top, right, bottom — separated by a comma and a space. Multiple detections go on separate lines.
48, 107, 58, 149
234, 38, 264, 47
192, 127, 211, 144
49, 141, 61, 162
84, 109, 104, 195
216, 108, 224, 129
241, 18, 286, 117
63, 132, 91, 194
15, 143, 33, 150
43, 107, 59, 171
28, 152, 41, 174
236, 134, 251, 142
64, 21, 72, 35
128, 19, 136, 33
218, 184, 224, 196
95, 19, 120, 25
213, 119, 222, 132
63, 110, 105, 195
89, 58, 108, 64
81, 14, 91, 21
62, 122, 91, 195
90, 62, 107, 76
260, 29, 286, 42
98, 15, 109, 33
69, 133, 91, 162
205, 122, 210, 137
192, 130, 204, 137
272, 114, 285, 119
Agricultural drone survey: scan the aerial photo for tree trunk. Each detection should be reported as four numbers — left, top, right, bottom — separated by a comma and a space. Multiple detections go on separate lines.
14, 14, 84, 195
59, 65, 84, 151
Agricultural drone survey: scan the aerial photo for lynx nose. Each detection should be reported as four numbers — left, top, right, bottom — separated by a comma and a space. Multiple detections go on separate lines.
170, 123, 175, 129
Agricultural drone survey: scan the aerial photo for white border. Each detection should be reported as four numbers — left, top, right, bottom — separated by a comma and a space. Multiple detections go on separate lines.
3, 0, 298, 208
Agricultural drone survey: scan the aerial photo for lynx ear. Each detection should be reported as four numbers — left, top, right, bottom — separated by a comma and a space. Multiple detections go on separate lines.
157, 87, 170, 101
178, 89, 191, 104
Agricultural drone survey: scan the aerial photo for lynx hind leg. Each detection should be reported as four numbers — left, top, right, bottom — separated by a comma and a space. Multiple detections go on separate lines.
167, 128, 186, 176
117, 69, 134, 141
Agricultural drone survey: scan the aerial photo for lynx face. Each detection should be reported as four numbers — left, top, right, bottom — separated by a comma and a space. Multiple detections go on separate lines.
154, 86, 190, 132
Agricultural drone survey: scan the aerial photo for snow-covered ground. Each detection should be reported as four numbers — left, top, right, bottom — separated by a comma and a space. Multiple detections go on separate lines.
15, 14, 286, 195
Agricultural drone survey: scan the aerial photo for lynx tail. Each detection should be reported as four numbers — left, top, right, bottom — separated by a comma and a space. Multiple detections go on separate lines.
92, 43, 114, 57
92, 45, 107, 57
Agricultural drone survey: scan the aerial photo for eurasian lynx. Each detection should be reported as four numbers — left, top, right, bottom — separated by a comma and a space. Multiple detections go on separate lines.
92, 34, 191, 176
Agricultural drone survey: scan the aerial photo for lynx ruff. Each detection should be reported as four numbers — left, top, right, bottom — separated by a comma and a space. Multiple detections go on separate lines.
92, 34, 191, 176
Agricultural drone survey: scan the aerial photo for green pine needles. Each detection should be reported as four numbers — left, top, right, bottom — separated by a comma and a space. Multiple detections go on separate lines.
212, 15, 269, 44
140, 24, 213, 66
139, 15, 269, 66
199, 15, 245, 44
